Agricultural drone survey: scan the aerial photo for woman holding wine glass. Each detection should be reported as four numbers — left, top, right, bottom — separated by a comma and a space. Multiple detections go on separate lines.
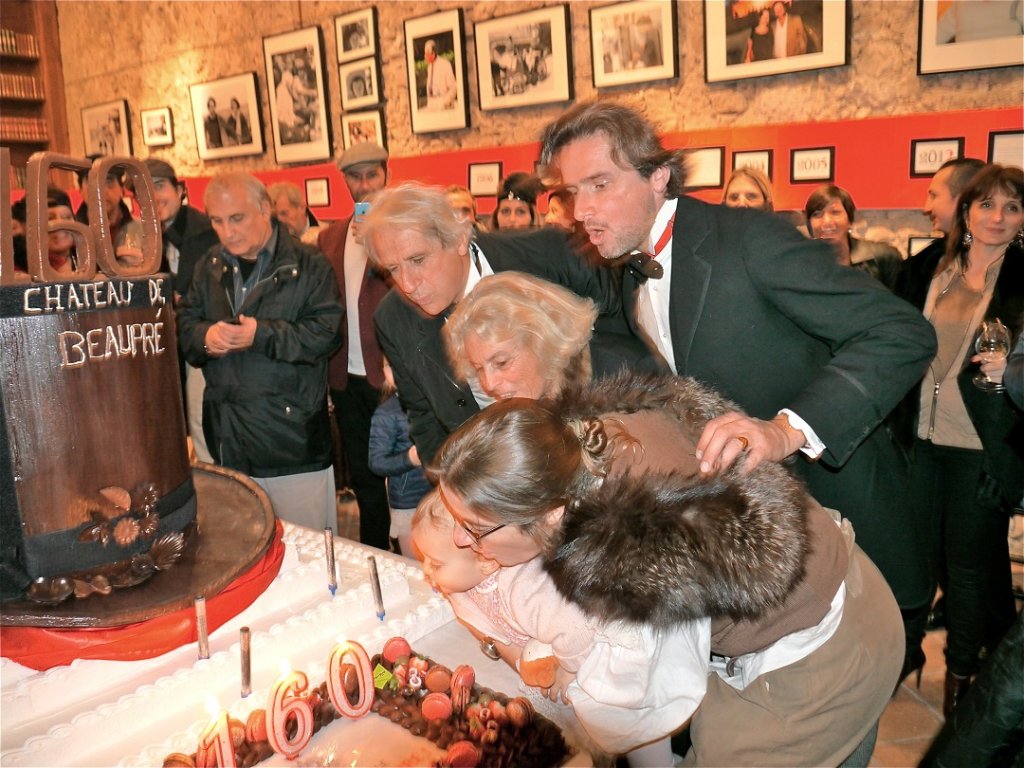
890, 163, 1023, 717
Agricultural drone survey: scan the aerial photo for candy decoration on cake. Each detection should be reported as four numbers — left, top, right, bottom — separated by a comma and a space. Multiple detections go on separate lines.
161, 636, 572, 768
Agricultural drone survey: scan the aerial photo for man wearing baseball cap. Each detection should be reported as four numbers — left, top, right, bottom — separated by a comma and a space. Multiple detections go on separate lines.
318, 143, 393, 551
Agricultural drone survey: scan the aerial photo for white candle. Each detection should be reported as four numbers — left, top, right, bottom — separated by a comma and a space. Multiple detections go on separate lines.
194, 595, 210, 660
324, 527, 338, 596
239, 627, 251, 698
367, 556, 385, 621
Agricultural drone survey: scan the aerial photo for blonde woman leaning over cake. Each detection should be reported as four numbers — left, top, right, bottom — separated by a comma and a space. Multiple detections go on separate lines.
434, 372, 904, 768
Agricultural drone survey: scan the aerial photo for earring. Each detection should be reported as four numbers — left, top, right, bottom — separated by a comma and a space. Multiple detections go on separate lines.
961, 229, 973, 248
1013, 228, 1024, 249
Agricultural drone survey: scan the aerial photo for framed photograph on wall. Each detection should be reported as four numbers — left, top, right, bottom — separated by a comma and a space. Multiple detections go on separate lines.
468, 162, 502, 197
589, 0, 678, 88
790, 146, 835, 183
140, 107, 173, 148
81, 99, 132, 157
336, 8, 377, 63
989, 130, 1023, 166
685, 147, 725, 190
918, 0, 1024, 75
732, 149, 773, 178
703, 0, 849, 83
264, 26, 332, 164
475, 4, 573, 111
305, 177, 330, 208
340, 57, 381, 111
341, 110, 385, 151
404, 8, 470, 134
189, 73, 264, 161
910, 137, 964, 177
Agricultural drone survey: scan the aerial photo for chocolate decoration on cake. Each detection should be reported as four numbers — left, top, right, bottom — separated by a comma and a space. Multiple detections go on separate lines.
0, 152, 273, 625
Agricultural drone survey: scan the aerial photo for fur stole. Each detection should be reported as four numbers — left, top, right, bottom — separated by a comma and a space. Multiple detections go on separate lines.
544, 371, 811, 629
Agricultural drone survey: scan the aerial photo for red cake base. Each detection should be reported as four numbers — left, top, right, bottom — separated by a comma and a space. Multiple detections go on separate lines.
0, 521, 284, 670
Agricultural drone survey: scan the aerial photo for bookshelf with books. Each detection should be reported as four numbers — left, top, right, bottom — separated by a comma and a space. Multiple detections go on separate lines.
0, 1, 69, 190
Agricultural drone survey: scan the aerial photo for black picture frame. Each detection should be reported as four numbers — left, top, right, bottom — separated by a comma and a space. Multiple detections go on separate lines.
589, 0, 679, 89
909, 138, 964, 177
474, 4, 573, 112
468, 162, 503, 197
404, 8, 471, 134
790, 146, 835, 183
731, 149, 773, 179
263, 25, 333, 164
704, 0, 850, 83
918, 0, 1024, 75
685, 147, 725, 190
988, 130, 1023, 165
189, 72, 264, 161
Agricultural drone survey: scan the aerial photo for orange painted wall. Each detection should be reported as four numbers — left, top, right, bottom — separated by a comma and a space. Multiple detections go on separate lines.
19, 107, 1022, 219
255, 106, 1018, 219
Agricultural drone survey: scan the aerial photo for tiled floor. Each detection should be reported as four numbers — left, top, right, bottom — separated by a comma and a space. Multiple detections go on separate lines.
871, 552, 1024, 767
870, 628, 947, 767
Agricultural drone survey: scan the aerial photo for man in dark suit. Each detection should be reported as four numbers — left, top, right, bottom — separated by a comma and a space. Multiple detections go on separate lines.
317, 143, 392, 550
367, 183, 650, 465
539, 101, 938, 653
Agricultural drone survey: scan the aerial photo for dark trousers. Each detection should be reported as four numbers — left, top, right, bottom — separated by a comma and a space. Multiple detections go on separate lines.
332, 377, 390, 551
910, 438, 1017, 676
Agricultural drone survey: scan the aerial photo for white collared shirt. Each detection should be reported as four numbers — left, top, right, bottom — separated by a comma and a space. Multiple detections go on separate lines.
636, 199, 679, 373
460, 243, 495, 409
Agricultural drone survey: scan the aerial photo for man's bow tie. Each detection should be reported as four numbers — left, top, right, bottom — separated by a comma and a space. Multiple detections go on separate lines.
626, 251, 664, 283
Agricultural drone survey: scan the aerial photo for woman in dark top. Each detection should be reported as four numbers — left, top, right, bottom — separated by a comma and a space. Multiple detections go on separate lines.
805, 184, 903, 288
746, 8, 773, 62
890, 164, 1023, 717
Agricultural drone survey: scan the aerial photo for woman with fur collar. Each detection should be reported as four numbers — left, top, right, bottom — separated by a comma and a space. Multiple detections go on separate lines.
435, 371, 904, 766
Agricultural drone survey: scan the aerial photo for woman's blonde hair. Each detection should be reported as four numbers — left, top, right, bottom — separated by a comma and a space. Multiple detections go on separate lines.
722, 167, 774, 211
444, 272, 597, 398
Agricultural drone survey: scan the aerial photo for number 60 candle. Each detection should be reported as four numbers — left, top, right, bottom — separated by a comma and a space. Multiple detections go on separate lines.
266, 662, 314, 759
326, 640, 374, 718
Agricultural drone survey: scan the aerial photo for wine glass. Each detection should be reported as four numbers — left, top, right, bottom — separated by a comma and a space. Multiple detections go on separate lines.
973, 318, 1011, 391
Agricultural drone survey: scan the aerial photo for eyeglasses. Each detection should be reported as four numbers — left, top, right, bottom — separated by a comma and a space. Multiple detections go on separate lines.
457, 518, 506, 545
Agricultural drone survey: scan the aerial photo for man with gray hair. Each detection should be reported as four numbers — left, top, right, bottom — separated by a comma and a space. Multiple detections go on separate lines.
367, 182, 655, 464
268, 181, 323, 246
178, 172, 342, 528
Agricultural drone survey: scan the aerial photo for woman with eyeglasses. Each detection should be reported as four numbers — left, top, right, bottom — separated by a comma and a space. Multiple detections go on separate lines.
434, 371, 905, 767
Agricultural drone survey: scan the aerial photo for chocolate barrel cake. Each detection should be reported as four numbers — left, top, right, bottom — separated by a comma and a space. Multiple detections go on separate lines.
0, 153, 272, 632
0, 153, 197, 603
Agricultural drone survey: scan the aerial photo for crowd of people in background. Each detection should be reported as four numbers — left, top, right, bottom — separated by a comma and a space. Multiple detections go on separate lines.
12, 99, 1023, 767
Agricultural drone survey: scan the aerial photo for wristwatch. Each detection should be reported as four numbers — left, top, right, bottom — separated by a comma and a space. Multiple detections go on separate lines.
480, 636, 501, 661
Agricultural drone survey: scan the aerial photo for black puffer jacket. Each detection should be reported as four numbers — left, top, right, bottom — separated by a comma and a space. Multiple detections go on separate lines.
178, 226, 342, 477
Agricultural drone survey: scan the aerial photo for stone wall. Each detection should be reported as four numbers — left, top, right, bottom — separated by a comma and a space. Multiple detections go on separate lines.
54, 0, 1021, 246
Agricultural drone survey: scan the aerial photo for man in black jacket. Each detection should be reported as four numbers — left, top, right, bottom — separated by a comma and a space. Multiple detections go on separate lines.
178, 173, 342, 528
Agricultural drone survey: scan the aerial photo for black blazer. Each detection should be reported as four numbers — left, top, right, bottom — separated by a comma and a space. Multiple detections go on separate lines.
375, 227, 656, 464
620, 196, 939, 605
